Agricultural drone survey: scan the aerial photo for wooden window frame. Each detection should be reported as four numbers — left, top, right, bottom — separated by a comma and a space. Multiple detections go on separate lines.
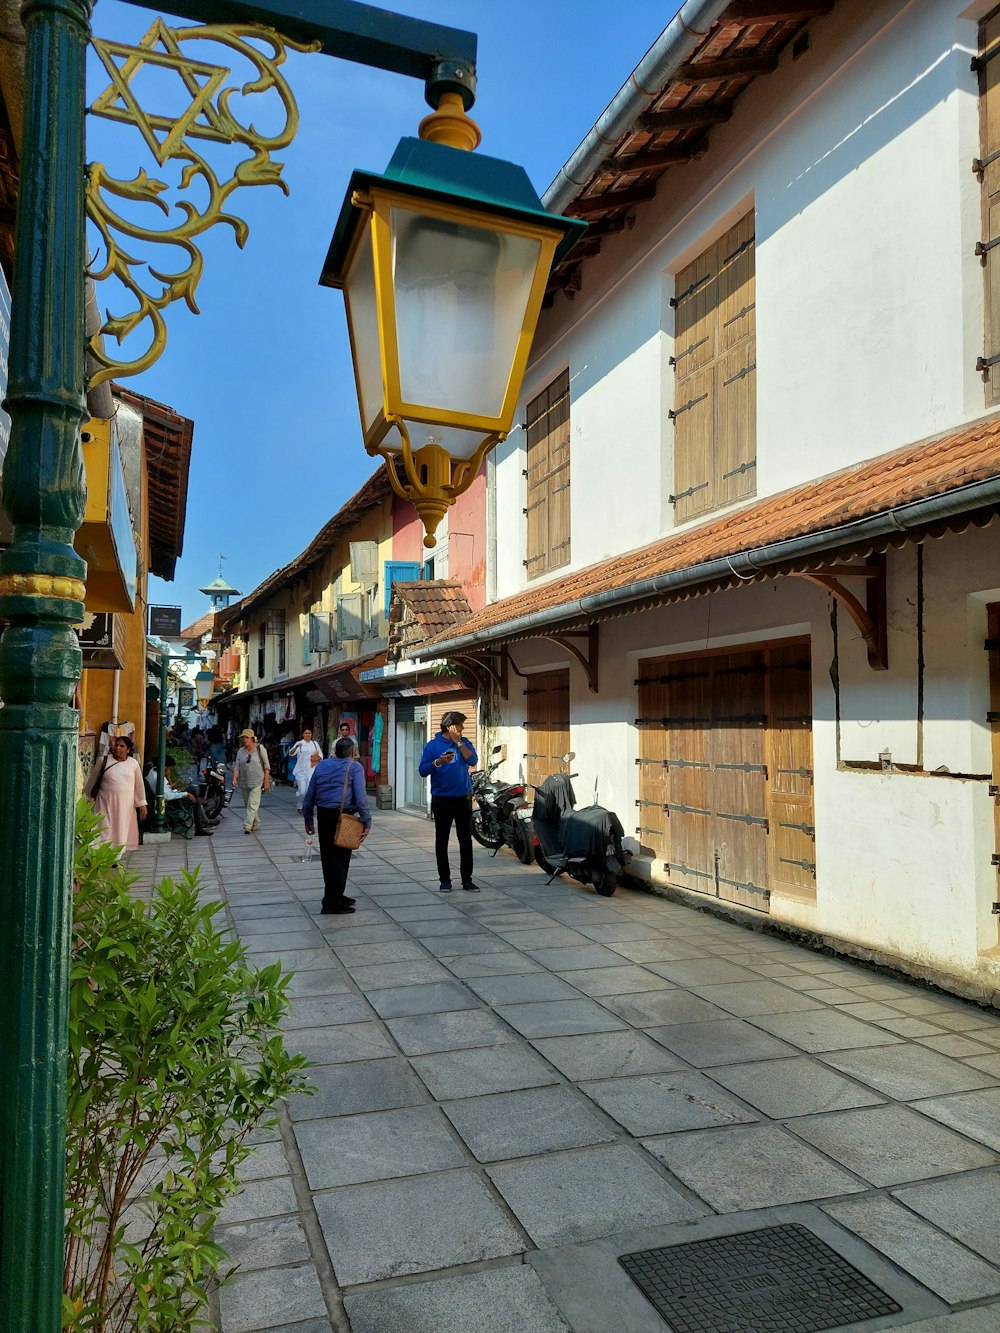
978, 9, 1000, 403
524, 369, 571, 579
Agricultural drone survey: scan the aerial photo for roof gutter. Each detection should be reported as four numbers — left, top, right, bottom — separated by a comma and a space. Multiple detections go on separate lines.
418, 475, 1000, 659
542, 0, 734, 215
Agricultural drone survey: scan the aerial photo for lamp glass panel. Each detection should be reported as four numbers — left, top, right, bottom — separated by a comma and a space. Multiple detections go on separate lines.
379, 419, 489, 463
344, 223, 384, 433
390, 206, 541, 422
195, 672, 214, 706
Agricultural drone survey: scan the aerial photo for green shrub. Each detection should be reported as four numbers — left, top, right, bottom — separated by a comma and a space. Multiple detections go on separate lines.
65, 800, 311, 1332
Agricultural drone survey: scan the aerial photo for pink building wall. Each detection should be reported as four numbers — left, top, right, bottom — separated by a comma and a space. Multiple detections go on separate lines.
391, 466, 487, 612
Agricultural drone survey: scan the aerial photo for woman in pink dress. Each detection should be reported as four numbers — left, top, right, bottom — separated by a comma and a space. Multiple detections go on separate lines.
88, 736, 147, 851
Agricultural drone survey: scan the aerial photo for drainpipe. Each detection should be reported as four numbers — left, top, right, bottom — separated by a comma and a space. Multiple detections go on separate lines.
421, 474, 1000, 657
543, 0, 735, 214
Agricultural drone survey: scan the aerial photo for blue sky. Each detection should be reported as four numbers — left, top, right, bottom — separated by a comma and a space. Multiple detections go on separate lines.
86, 0, 675, 625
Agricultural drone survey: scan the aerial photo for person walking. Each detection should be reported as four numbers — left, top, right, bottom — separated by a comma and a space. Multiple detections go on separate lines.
85, 735, 146, 852
289, 727, 322, 810
419, 710, 479, 893
337, 720, 357, 754
303, 736, 371, 914
232, 727, 271, 834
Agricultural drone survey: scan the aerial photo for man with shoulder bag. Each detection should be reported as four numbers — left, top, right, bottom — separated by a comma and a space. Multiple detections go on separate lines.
303, 736, 372, 914
232, 727, 271, 834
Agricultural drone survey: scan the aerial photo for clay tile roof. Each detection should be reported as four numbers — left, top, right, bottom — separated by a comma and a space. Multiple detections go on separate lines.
179, 611, 215, 646
388, 579, 472, 661
422, 410, 1000, 654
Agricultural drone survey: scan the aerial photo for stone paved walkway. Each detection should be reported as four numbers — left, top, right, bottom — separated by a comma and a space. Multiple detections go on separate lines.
128, 785, 1000, 1332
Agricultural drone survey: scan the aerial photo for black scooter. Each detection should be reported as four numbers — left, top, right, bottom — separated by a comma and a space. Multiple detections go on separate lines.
199, 759, 233, 822
471, 746, 534, 864
531, 754, 627, 896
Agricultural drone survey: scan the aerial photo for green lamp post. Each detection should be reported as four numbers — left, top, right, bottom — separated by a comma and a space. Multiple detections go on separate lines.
0, 2, 580, 1328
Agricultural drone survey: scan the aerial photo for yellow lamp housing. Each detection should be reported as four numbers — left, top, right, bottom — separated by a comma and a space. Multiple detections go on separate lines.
321, 136, 586, 545
194, 668, 215, 708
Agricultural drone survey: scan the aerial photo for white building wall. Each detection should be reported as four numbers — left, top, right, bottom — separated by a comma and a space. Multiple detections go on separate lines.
495, 0, 991, 600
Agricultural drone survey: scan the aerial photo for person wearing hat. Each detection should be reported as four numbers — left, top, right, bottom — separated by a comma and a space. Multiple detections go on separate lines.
418, 710, 479, 892
232, 728, 271, 834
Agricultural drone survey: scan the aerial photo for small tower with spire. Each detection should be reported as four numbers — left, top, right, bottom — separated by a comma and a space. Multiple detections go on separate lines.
199, 555, 241, 612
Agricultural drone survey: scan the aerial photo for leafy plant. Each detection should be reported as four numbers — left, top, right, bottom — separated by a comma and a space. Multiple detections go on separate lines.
64, 800, 311, 1332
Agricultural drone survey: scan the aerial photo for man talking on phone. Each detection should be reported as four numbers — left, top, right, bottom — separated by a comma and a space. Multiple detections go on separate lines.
419, 710, 480, 893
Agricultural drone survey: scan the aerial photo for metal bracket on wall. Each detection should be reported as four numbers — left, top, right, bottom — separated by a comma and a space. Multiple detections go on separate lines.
450, 646, 508, 700
541, 623, 599, 693
795, 554, 888, 671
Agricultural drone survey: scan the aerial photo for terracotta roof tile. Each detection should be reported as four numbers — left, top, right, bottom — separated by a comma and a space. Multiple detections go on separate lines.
388, 580, 473, 660
425, 411, 1000, 651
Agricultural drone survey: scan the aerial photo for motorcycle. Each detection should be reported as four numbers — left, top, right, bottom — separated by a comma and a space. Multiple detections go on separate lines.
470, 746, 534, 864
199, 759, 232, 823
531, 753, 628, 896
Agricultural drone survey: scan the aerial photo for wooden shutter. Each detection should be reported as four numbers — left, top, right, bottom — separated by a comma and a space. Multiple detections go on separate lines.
430, 693, 478, 756
636, 661, 670, 856
981, 12, 1000, 402
987, 605, 1000, 923
525, 370, 571, 577
672, 215, 755, 521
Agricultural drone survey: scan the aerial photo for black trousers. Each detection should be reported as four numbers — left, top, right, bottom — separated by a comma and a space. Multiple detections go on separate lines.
316, 807, 354, 907
432, 795, 473, 885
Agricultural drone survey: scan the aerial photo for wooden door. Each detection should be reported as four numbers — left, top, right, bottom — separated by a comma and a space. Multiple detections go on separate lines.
523, 670, 570, 791
988, 605, 1000, 930
636, 641, 814, 912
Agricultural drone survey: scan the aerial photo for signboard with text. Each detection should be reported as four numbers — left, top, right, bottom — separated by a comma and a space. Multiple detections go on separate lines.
148, 605, 182, 637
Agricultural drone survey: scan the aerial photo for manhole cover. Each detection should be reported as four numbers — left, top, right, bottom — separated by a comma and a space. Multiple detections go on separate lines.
618, 1222, 902, 1333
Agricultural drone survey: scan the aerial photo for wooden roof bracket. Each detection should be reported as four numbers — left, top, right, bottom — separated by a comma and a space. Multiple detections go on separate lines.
795, 553, 888, 670
451, 646, 509, 699
542, 623, 600, 692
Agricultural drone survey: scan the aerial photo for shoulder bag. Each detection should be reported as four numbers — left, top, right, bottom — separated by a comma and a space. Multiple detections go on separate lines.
334, 761, 366, 849
85, 755, 109, 801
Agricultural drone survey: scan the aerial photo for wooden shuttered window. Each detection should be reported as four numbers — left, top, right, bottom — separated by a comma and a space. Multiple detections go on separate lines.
429, 693, 478, 756
524, 370, 571, 578
980, 11, 1000, 401
671, 213, 756, 522
523, 670, 570, 791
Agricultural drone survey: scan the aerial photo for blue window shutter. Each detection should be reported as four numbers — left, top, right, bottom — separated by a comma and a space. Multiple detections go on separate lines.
383, 561, 422, 616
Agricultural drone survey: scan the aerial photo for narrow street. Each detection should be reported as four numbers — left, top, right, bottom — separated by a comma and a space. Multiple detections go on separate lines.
130, 787, 1000, 1333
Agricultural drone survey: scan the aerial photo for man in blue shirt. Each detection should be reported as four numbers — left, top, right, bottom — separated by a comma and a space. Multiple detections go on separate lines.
419, 710, 479, 892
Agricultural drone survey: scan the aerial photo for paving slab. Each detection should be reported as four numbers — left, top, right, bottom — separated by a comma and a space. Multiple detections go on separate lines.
892, 1172, 1000, 1264
644, 958, 766, 986
600, 988, 732, 1028
214, 1215, 310, 1272
466, 973, 584, 1005
708, 1055, 885, 1118
248, 947, 332, 971
287, 1021, 397, 1066
821, 1044, 1000, 1100
282, 995, 375, 1029
570, 921, 672, 944
686, 979, 825, 1017
530, 1030, 685, 1082
580, 1071, 758, 1136
314, 1170, 525, 1285
495, 998, 627, 1038
445, 949, 544, 977
554, 964, 673, 997
346, 958, 452, 990
645, 1017, 801, 1067
216, 1263, 327, 1333
243, 931, 320, 953
792, 1103, 999, 1185
386, 1009, 515, 1055
747, 1008, 904, 1052
287, 1058, 428, 1119
604, 939, 711, 963
442, 1084, 616, 1162
525, 944, 638, 971
332, 940, 429, 969
822, 1195, 1000, 1303
642, 1123, 866, 1212
422, 933, 515, 958
487, 1143, 707, 1247
410, 1042, 559, 1099
313, 923, 411, 945
912, 1087, 1000, 1151
284, 969, 353, 999
343, 1264, 573, 1333
216, 1176, 299, 1225
294, 1105, 467, 1187
366, 979, 482, 1018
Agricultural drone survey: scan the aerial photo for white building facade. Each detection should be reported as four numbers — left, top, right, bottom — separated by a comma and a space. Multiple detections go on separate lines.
424, 0, 1000, 1000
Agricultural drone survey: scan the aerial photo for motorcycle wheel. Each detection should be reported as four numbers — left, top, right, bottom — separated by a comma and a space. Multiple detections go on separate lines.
534, 846, 561, 877
509, 817, 534, 864
471, 810, 503, 850
203, 787, 224, 822
594, 864, 618, 897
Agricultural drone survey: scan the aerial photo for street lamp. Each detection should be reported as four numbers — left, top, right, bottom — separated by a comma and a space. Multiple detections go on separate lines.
194, 667, 215, 709
321, 112, 585, 546
0, 3, 583, 1328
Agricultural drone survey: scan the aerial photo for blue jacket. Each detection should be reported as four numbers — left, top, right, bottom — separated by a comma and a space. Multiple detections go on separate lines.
303, 757, 371, 829
419, 732, 478, 797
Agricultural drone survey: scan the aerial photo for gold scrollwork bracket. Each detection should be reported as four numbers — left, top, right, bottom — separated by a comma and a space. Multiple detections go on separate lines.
86, 18, 320, 387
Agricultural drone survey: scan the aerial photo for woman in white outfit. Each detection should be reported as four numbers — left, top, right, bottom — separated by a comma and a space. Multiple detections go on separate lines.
290, 727, 323, 809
